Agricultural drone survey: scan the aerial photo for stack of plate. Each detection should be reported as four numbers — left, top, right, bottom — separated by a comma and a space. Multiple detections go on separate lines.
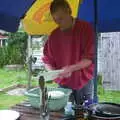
38, 69, 64, 81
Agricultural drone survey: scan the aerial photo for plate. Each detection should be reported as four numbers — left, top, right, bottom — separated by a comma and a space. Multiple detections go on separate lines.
0, 110, 20, 120
48, 90, 65, 99
38, 69, 64, 81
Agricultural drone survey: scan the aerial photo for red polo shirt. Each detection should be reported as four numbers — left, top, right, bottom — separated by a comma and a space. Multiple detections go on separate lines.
43, 19, 95, 90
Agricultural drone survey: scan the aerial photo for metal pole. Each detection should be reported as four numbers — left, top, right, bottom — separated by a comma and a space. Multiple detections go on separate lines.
27, 35, 32, 90
93, 0, 98, 103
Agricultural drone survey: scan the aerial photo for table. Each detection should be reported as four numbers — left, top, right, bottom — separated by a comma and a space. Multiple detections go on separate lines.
11, 102, 65, 120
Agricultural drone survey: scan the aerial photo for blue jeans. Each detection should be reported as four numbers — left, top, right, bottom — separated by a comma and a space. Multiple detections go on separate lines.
59, 80, 93, 105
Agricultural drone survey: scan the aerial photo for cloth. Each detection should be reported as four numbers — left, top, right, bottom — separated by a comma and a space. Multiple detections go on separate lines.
42, 19, 95, 90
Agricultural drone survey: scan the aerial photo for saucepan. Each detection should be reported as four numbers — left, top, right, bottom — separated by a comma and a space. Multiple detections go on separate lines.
88, 102, 120, 120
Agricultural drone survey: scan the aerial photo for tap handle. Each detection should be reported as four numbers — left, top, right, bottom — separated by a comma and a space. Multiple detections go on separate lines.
39, 76, 45, 91
45, 87, 48, 100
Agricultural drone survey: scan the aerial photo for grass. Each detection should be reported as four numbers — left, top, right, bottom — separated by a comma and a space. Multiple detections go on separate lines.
0, 69, 27, 88
0, 68, 120, 109
98, 85, 120, 103
0, 92, 26, 109
0, 68, 28, 109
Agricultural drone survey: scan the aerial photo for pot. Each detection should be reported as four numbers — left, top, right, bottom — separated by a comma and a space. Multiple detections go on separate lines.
88, 102, 120, 120
90, 115, 120, 120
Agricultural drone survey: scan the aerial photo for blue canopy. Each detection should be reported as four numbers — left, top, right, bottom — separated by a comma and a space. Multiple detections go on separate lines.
78, 0, 120, 32
1, 0, 120, 33
0, 0, 35, 32
78, 0, 120, 102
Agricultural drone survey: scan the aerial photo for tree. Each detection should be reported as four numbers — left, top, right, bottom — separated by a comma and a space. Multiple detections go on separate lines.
0, 32, 28, 67
7, 32, 28, 64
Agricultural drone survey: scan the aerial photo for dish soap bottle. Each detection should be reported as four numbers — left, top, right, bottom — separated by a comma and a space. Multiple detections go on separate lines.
64, 102, 74, 116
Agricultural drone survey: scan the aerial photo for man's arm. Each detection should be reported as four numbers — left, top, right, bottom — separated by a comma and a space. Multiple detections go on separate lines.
69, 58, 92, 72
58, 59, 92, 78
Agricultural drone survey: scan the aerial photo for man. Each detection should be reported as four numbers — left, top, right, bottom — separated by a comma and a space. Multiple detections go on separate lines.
42, 0, 95, 105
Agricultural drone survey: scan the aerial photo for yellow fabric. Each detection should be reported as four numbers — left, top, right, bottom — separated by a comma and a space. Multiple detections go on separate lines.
22, 0, 80, 35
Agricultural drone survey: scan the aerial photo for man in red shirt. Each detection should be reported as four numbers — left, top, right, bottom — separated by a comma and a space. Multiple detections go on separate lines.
42, 0, 95, 105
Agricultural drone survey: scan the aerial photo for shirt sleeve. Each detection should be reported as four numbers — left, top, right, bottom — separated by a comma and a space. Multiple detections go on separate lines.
81, 23, 95, 62
42, 37, 56, 68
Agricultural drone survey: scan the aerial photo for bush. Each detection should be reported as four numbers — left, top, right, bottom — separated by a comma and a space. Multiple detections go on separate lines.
0, 32, 28, 68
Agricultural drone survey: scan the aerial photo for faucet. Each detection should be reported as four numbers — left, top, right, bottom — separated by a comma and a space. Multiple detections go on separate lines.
39, 76, 49, 120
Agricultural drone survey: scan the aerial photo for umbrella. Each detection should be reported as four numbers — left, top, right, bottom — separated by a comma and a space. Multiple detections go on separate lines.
78, 0, 120, 102
22, 0, 80, 35
78, 0, 120, 32
0, 0, 35, 32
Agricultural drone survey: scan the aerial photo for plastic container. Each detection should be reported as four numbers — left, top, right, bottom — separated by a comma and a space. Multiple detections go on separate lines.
25, 87, 72, 111
64, 102, 74, 116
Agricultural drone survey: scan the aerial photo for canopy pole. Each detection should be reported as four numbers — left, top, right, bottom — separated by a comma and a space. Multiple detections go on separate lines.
93, 0, 98, 103
27, 35, 32, 90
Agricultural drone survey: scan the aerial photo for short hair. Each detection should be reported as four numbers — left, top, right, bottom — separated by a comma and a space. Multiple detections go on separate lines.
50, 0, 71, 14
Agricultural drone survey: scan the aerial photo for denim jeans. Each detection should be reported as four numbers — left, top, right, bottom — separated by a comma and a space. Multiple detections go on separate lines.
59, 79, 93, 105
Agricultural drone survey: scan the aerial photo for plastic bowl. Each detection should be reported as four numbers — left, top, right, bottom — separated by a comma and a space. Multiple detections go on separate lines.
25, 87, 72, 111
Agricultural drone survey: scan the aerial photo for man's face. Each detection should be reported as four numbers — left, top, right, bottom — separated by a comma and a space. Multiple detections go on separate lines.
51, 8, 72, 30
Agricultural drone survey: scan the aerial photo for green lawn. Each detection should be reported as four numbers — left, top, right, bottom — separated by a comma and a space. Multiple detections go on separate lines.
0, 69, 27, 109
0, 68, 120, 109
98, 85, 120, 103
0, 69, 27, 88
99, 90, 120, 103
0, 92, 26, 109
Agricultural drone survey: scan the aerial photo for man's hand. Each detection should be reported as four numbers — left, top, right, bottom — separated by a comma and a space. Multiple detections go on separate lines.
58, 66, 73, 79
44, 64, 55, 71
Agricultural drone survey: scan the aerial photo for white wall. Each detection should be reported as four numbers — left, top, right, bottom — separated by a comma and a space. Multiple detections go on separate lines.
98, 32, 120, 90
